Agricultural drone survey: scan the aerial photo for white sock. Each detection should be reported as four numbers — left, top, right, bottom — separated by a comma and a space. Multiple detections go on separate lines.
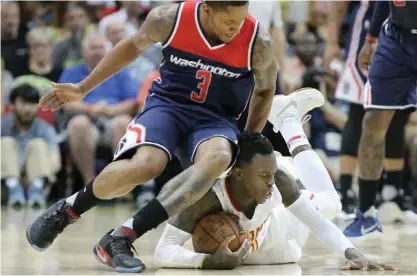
279, 116, 335, 193
122, 218, 134, 229
294, 150, 335, 193
279, 117, 310, 153
5, 177, 19, 189
32, 178, 44, 189
66, 192, 78, 206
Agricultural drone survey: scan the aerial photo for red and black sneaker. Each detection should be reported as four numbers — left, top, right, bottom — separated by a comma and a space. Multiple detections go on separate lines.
26, 199, 79, 251
93, 227, 145, 273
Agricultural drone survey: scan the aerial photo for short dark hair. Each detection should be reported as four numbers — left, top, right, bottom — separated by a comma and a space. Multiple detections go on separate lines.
205, 1, 249, 10
9, 84, 40, 104
235, 131, 274, 166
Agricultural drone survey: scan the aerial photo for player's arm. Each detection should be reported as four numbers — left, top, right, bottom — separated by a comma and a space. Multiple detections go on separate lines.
245, 28, 277, 132
274, 161, 392, 268
367, 1, 390, 42
79, 4, 178, 94
358, 1, 389, 72
324, 1, 349, 66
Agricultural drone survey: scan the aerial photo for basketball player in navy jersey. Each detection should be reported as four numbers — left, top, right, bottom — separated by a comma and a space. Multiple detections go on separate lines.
343, 0, 417, 240
26, 1, 324, 272
326, 1, 414, 222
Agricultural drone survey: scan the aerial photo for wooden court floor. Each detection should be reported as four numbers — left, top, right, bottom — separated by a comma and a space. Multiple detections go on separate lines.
1, 204, 417, 275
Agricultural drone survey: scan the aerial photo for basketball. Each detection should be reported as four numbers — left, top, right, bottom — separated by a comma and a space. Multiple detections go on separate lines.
192, 212, 247, 254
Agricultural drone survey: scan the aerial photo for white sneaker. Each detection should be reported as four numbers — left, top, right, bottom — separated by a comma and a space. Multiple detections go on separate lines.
268, 88, 325, 132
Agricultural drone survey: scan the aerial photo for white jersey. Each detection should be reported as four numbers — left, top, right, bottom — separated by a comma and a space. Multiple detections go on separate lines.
212, 176, 282, 253
212, 173, 309, 264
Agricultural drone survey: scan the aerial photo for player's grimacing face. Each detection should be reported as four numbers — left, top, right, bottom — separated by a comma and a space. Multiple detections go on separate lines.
206, 4, 248, 43
241, 153, 277, 204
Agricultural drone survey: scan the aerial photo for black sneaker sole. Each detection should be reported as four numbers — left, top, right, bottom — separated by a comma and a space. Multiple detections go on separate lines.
26, 224, 47, 252
93, 245, 145, 273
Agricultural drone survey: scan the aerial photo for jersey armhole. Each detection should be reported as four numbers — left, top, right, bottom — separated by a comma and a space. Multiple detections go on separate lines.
248, 21, 260, 71
162, 2, 185, 49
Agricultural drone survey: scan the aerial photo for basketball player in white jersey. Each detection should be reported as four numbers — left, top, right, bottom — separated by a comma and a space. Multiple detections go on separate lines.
153, 94, 395, 270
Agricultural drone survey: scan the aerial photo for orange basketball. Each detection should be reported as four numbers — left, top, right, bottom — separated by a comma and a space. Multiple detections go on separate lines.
192, 212, 247, 254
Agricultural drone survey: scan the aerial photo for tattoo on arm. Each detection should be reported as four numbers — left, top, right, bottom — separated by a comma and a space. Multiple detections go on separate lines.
245, 27, 277, 131
157, 167, 213, 217
169, 188, 223, 234
274, 163, 301, 207
252, 29, 277, 91
131, 3, 178, 51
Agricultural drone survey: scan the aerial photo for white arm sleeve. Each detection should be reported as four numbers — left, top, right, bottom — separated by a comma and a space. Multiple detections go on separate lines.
287, 194, 355, 257
154, 224, 208, 269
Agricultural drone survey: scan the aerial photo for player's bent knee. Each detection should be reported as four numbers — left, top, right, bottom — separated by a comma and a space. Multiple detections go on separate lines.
129, 146, 168, 183
207, 149, 232, 169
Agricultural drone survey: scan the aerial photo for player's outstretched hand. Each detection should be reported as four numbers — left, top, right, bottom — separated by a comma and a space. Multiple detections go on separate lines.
202, 236, 250, 270
358, 41, 377, 76
342, 259, 397, 271
343, 249, 396, 271
39, 82, 85, 111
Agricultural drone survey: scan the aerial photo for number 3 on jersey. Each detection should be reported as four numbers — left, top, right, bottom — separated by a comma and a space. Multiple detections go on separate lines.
191, 70, 212, 103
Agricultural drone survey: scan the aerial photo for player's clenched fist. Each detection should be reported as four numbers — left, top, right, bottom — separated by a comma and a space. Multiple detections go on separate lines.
358, 41, 377, 76
202, 236, 250, 270
39, 82, 85, 111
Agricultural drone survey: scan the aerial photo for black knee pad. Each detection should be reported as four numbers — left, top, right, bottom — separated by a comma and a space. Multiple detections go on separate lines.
385, 111, 410, 159
340, 103, 365, 157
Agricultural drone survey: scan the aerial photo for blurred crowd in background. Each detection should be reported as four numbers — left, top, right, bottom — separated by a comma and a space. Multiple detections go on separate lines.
1, 1, 416, 220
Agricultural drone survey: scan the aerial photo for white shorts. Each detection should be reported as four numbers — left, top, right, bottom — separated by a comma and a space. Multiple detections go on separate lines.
335, 63, 366, 105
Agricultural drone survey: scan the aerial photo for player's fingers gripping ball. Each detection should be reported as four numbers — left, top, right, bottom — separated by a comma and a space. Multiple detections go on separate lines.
193, 212, 247, 254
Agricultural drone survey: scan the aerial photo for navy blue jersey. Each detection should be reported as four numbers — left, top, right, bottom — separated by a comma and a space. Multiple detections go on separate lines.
344, 0, 375, 64
148, 1, 259, 121
390, 0, 417, 29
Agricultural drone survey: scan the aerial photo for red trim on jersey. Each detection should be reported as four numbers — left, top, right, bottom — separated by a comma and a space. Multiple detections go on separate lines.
168, 1, 258, 69
225, 177, 241, 212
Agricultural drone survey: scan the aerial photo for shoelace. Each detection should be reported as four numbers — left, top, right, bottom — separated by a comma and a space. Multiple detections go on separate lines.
41, 208, 70, 234
273, 114, 312, 133
111, 237, 138, 257
40, 203, 71, 234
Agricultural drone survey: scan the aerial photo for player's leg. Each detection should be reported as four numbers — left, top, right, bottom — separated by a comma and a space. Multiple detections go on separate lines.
91, 118, 236, 272
380, 111, 417, 223
339, 103, 364, 214
67, 114, 97, 185
25, 138, 60, 208
268, 89, 341, 218
344, 23, 417, 239
1, 137, 25, 207
26, 105, 182, 258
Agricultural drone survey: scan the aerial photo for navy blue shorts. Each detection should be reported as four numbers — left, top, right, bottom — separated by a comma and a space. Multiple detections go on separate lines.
113, 95, 239, 167
364, 22, 417, 110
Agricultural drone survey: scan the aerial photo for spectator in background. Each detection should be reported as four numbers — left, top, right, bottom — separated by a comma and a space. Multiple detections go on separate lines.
105, 19, 162, 85
1, 2, 28, 77
285, 32, 321, 91
59, 32, 139, 186
53, 4, 92, 69
99, 1, 151, 36
1, 84, 60, 208
19, 27, 63, 82
1, 58, 14, 113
